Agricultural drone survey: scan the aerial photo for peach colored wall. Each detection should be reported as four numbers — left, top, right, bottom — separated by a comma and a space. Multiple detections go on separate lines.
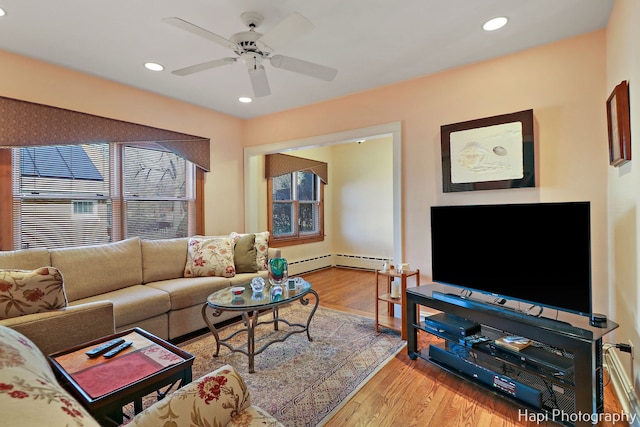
245, 30, 610, 314
606, 0, 640, 395
0, 49, 244, 234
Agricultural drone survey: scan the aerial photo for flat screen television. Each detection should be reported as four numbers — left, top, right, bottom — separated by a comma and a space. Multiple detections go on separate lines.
430, 201, 592, 317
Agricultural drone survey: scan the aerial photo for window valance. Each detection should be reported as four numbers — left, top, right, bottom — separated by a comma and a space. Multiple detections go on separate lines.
265, 153, 328, 184
0, 95, 210, 171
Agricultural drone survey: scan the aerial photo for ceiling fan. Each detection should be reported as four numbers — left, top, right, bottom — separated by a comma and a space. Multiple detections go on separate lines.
163, 11, 338, 98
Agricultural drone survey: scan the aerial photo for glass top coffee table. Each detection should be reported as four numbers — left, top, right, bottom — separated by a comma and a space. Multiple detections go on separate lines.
201, 279, 319, 373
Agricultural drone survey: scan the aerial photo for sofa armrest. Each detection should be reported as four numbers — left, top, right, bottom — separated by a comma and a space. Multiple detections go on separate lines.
0, 301, 115, 355
131, 364, 283, 427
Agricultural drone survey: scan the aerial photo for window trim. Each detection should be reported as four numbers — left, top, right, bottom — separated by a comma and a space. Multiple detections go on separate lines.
267, 172, 324, 248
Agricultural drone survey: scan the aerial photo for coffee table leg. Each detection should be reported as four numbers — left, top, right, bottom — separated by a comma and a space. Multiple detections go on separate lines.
302, 289, 320, 341
201, 303, 221, 357
273, 307, 279, 331
245, 311, 260, 373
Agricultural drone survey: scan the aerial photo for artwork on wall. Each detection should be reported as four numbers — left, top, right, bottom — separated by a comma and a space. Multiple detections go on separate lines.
440, 109, 535, 193
606, 80, 632, 167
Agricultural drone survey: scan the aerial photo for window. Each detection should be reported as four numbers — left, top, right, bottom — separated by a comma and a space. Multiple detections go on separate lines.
73, 201, 95, 214
11, 143, 195, 249
123, 146, 193, 240
268, 170, 324, 246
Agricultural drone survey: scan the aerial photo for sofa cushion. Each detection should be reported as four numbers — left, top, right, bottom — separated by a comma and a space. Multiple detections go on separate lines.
0, 267, 67, 320
146, 276, 230, 310
0, 248, 51, 270
184, 236, 236, 278
234, 234, 258, 273
0, 325, 100, 427
141, 237, 189, 283
50, 237, 143, 302
71, 285, 170, 327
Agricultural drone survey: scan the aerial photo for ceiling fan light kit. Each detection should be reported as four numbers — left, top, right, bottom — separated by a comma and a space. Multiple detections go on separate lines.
164, 11, 338, 98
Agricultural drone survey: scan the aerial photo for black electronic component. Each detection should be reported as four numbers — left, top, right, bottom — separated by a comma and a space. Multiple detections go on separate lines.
85, 338, 126, 358
429, 344, 543, 409
489, 343, 574, 377
424, 312, 481, 337
460, 334, 491, 347
590, 313, 607, 327
103, 341, 133, 358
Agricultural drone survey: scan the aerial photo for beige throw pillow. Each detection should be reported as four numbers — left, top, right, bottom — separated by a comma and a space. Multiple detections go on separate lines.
184, 236, 236, 278
0, 267, 68, 320
233, 234, 258, 273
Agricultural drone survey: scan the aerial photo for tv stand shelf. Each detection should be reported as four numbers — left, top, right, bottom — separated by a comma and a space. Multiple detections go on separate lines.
406, 285, 618, 427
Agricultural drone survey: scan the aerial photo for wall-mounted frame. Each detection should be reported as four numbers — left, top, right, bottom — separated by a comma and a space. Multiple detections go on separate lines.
607, 80, 632, 167
440, 109, 535, 193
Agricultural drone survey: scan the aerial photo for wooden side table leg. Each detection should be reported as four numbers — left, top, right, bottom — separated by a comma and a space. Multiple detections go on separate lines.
388, 275, 394, 317
375, 270, 380, 333
400, 274, 407, 340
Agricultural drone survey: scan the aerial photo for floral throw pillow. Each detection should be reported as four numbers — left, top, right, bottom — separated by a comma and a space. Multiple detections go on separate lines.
254, 231, 270, 271
184, 236, 236, 278
0, 267, 68, 320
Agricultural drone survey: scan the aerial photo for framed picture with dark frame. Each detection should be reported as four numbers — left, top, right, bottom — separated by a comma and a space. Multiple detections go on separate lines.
440, 109, 535, 193
607, 80, 631, 167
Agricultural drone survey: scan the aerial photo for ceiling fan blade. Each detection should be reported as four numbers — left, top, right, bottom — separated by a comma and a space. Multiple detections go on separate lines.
163, 17, 237, 50
171, 58, 236, 76
248, 65, 271, 97
256, 12, 314, 51
270, 55, 337, 81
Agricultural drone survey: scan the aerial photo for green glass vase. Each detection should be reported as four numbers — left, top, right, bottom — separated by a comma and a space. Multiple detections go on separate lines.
268, 257, 288, 286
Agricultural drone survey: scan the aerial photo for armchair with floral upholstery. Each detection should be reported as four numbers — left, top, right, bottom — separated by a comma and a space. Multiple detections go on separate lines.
130, 364, 283, 427
0, 325, 282, 427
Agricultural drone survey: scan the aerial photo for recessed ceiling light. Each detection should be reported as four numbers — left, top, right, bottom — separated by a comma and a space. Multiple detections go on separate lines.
144, 62, 164, 71
0, 8, 6, 17
239, 97, 252, 103
483, 16, 508, 31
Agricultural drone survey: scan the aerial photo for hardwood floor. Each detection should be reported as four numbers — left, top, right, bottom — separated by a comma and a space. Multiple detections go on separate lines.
300, 267, 629, 427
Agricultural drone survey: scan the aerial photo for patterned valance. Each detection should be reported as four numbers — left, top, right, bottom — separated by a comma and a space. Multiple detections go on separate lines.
0, 96, 210, 171
265, 153, 328, 184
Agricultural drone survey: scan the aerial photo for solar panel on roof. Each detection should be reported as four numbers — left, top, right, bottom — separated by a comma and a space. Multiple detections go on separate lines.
20, 146, 104, 181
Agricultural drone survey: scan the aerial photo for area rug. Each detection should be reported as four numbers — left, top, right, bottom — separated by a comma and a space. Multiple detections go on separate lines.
138, 304, 405, 426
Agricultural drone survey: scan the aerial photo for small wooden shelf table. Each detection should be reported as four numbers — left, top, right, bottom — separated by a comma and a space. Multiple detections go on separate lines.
49, 327, 194, 426
375, 268, 420, 340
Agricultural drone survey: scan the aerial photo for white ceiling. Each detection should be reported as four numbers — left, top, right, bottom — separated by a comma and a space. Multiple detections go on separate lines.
0, 0, 614, 119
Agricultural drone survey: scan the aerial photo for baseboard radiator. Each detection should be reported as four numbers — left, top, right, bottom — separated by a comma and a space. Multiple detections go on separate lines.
288, 255, 333, 276
604, 346, 640, 426
334, 254, 391, 271
287, 253, 392, 275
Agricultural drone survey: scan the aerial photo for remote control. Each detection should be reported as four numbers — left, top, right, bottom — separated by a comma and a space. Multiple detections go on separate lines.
85, 338, 126, 358
103, 341, 133, 358
504, 336, 527, 343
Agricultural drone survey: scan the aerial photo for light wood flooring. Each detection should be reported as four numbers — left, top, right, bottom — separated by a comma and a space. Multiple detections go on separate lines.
299, 267, 629, 427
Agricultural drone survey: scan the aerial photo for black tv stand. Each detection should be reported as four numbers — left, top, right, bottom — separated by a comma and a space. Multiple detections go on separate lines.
407, 285, 618, 427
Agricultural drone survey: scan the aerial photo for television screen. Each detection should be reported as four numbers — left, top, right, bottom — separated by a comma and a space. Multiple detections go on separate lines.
430, 202, 592, 317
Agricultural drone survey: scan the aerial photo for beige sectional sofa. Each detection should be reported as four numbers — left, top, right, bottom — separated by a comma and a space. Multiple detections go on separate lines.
0, 236, 280, 352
